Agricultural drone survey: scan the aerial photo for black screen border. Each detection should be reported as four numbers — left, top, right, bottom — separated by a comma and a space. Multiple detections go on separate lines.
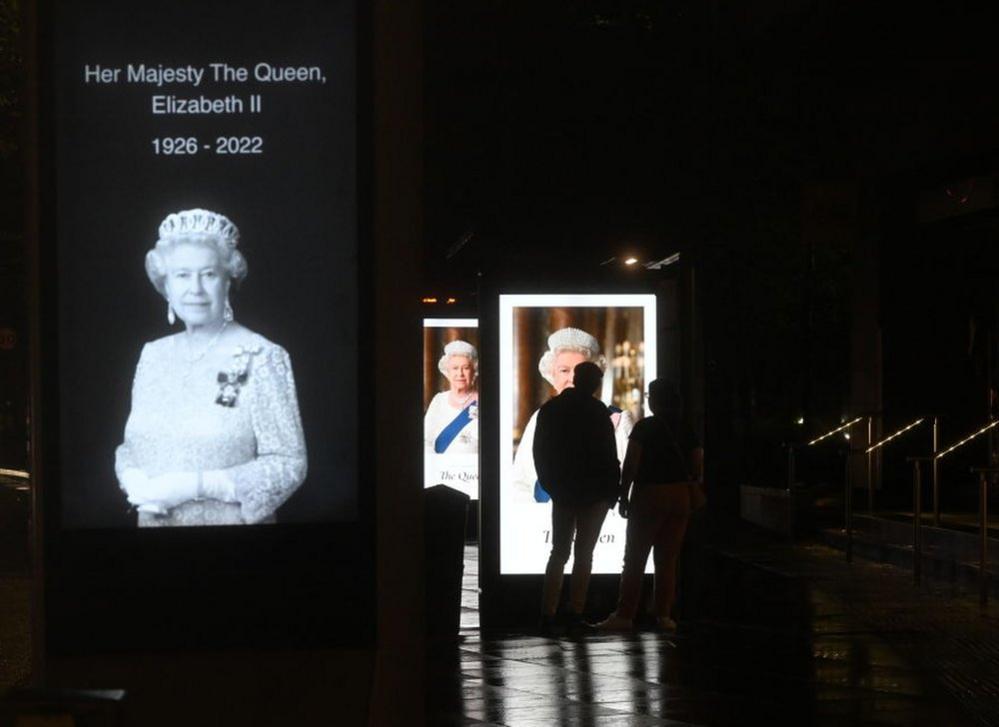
29, 0, 376, 654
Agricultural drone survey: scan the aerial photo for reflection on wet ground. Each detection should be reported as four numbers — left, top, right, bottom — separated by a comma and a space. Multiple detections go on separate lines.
432, 530, 998, 725
0, 574, 30, 692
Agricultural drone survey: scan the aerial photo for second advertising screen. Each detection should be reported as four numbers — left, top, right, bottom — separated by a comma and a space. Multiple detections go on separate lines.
499, 294, 657, 575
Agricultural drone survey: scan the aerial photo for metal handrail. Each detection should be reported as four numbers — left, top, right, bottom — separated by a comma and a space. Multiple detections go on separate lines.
906, 419, 998, 601
864, 417, 935, 516
865, 418, 925, 454
906, 457, 933, 586
844, 449, 860, 563
837, 416, 997, 598
935, 419, 999, 460
808, 417, 864, 447
802, 416, 865, 561
785, 415, 864, 546
970, 467, 997, 611
933, 420, 998, 545
797, 415, 870, 558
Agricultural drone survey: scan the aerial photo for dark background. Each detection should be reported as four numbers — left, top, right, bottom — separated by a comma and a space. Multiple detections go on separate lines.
419, 2, 999, 507
53, 0, 358, 527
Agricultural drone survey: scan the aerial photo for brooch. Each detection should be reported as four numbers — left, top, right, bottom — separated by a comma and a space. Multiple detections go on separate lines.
216, 345, 261, 407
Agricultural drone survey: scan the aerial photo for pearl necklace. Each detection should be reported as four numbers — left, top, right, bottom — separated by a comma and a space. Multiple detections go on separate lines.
452, 391, 476, 409
181, 321, 228, 364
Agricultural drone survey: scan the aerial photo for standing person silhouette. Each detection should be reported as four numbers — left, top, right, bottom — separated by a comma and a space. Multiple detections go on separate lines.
533, 361, 620, 634
599, 379, 703, 632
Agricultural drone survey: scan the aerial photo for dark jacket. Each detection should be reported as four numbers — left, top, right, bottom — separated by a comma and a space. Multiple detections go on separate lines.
533, 388, 620, 506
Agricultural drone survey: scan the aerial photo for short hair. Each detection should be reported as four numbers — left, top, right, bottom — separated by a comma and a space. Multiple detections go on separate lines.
648, 379, 682, 416
144, 209, 248, 297
538, 327, 608, 386
573, 361, 603, 395
438, 340, 479, 379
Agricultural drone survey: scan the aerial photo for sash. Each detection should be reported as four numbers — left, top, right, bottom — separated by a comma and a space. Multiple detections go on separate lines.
533, 480, 550, 503
434, 404, 474, 454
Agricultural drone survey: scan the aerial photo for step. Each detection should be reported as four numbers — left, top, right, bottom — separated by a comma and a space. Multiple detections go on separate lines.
819, 526, 999, 597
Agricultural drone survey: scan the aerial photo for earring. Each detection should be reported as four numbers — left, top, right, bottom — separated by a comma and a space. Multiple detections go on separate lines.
224, 299, 234, 323
167, 303, 176, 325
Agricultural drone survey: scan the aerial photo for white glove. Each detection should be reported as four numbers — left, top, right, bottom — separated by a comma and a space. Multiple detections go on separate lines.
124, 470, 199, 511
120, 468, 165, 515
119, 468, 149, 499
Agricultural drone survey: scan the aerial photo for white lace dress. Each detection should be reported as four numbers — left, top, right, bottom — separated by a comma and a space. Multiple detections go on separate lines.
114, 332, 307, 527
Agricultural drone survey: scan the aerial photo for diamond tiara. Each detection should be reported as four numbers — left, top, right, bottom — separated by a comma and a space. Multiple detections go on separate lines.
547, 327, 600, 355
157, 209, 239, 249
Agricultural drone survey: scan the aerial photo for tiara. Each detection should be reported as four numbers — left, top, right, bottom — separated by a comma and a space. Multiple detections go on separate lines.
443, 340, 477, 358
547, 327, 600, 354
157, 209, 240, 248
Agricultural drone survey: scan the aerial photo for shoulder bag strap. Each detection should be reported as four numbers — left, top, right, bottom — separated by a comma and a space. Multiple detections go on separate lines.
661, 418, 694, 482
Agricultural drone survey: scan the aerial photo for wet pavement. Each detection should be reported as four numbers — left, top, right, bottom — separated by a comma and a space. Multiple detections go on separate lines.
5, 516, 999, 725
0, 476, 33, 693
0, 574, 30, 693
431, 525, 999, 726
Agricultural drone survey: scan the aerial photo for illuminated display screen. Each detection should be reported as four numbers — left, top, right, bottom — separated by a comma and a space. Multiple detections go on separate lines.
499, 294, 657, 574
53, 0, 358, 528
424, 319, 479, 499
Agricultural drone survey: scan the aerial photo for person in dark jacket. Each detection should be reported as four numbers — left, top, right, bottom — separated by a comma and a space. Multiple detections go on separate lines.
598, 379, 703, 632
534, 361, 620, 631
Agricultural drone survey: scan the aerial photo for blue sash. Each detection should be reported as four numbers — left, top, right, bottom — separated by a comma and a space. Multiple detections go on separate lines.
533, 480, 550, 503
434, 405, 474, 454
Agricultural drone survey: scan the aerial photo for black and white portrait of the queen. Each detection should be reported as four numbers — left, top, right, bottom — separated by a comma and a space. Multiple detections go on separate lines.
114, 208, 308, 527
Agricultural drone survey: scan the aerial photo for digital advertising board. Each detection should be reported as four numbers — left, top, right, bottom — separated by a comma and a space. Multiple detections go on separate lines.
498, 293, 657, 575
51, 0, 358, 529
424, 318, 479, 500
36, 0, 370, 651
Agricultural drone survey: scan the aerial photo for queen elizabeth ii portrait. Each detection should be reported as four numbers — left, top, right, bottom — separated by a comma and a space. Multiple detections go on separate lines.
423, 338, 479, 496
115, 208, 308, 527
424, 340, 479, 455
511, 326, 634, 503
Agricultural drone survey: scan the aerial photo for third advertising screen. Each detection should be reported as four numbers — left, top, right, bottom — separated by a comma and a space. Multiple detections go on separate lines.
424, 318, 479, 499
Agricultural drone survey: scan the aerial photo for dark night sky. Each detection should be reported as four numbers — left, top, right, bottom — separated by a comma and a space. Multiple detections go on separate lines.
423, 2, 999, 281
420, 2, 999, 492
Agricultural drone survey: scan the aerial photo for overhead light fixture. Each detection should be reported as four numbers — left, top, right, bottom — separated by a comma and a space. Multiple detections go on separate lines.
624, 257, 639, 266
